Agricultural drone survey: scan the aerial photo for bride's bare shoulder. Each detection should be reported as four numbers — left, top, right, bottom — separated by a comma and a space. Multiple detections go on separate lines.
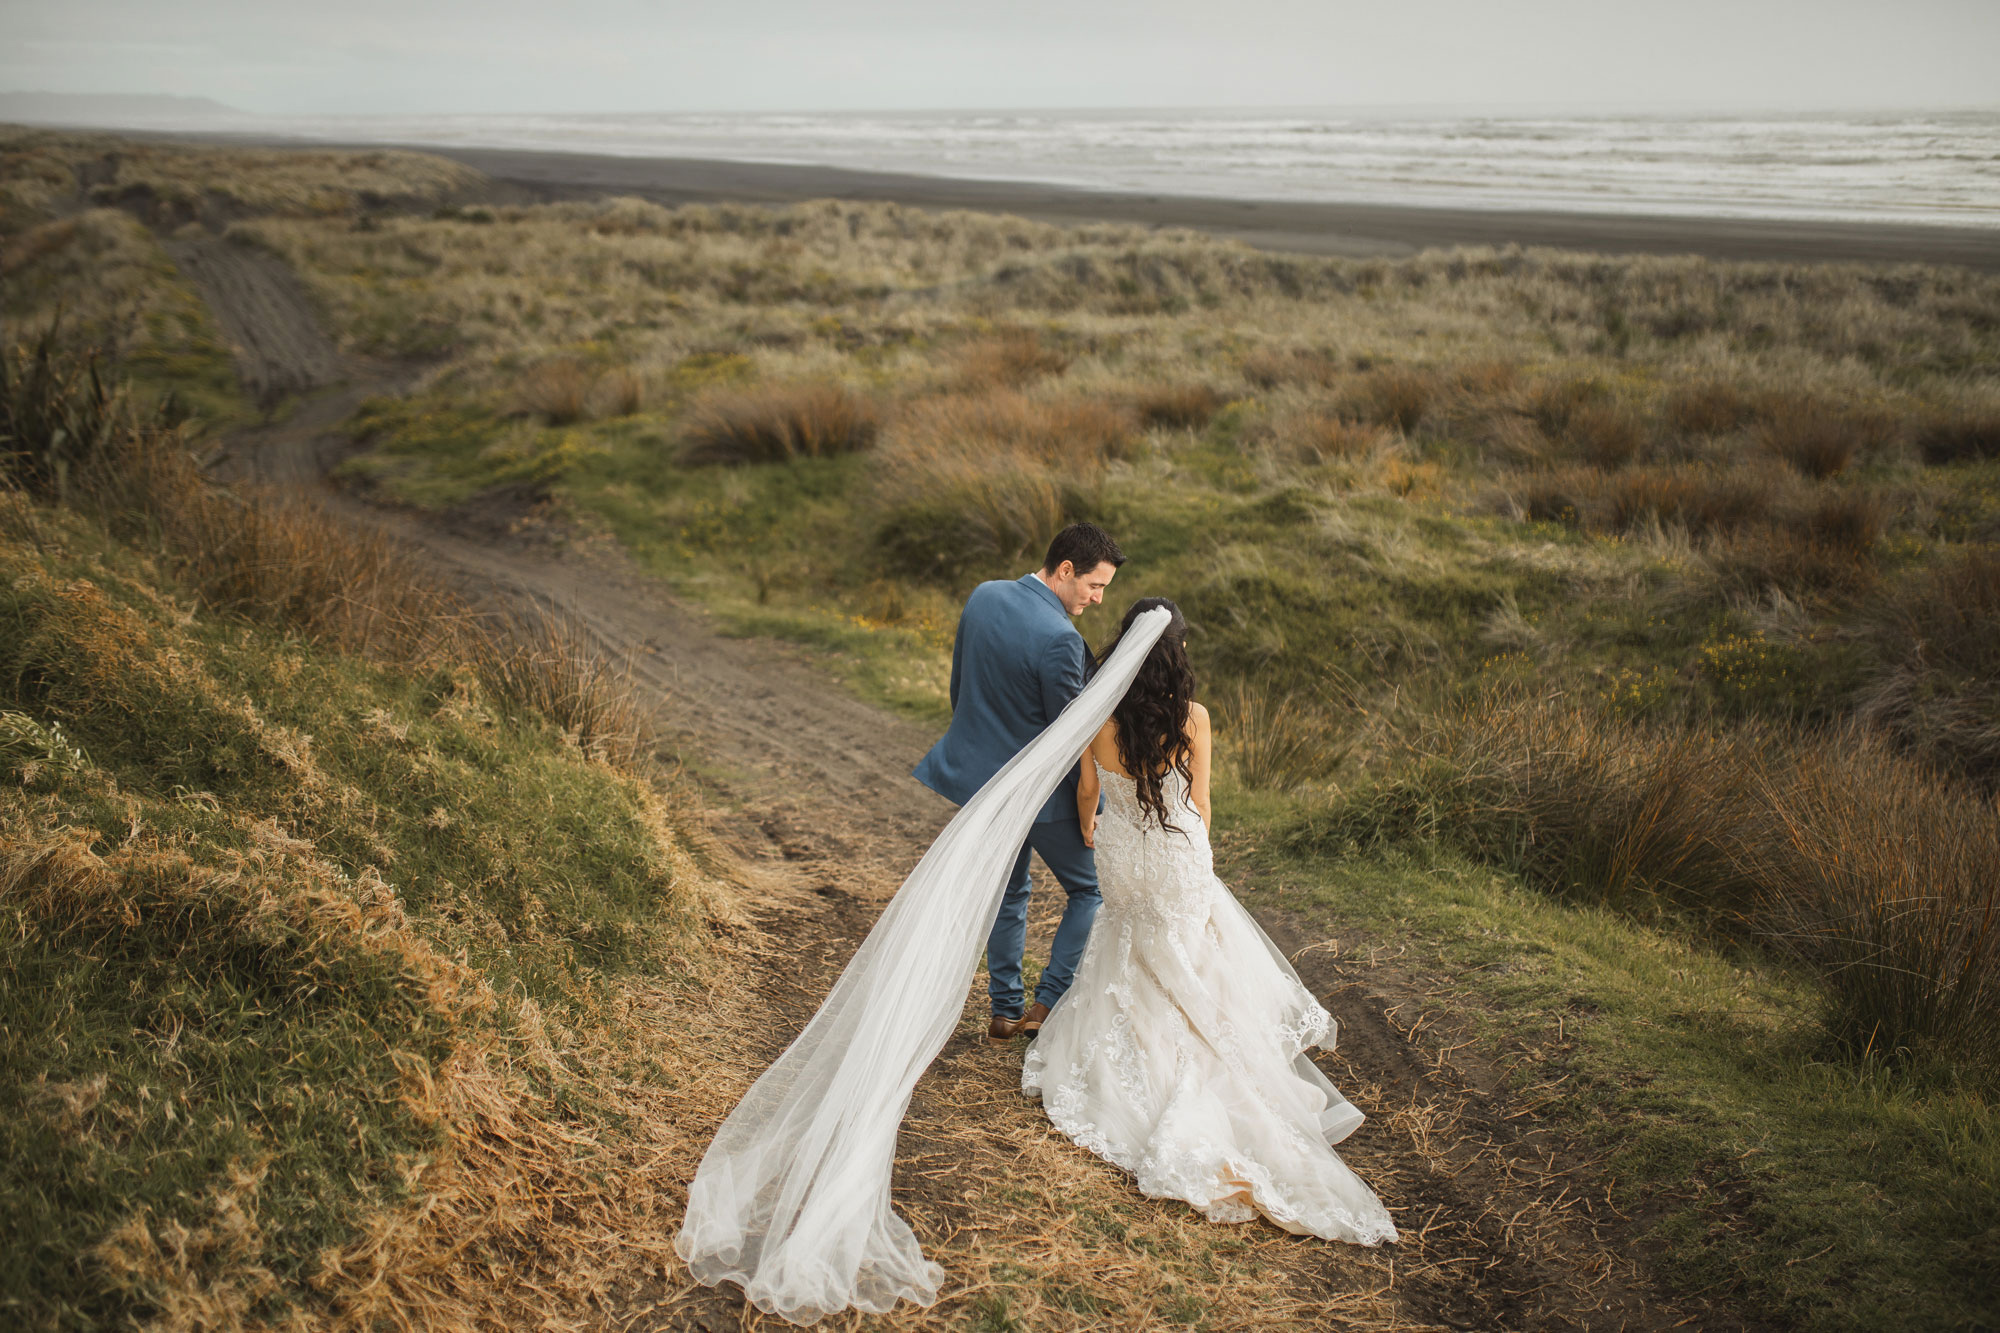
1088, 719, 1129, 774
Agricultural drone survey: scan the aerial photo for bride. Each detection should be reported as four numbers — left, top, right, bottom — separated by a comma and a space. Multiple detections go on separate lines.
1025, 598, 1397, 1245
676, 601, 1393, 1326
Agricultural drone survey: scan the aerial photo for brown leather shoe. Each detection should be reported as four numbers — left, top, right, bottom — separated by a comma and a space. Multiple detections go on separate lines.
985, 1013, 1023, 1046
1017, 1002, 1052, 1039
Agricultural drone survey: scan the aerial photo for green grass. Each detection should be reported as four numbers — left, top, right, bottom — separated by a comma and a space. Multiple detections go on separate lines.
0, 503, 714, 1330
1218, 793, 1999, 1332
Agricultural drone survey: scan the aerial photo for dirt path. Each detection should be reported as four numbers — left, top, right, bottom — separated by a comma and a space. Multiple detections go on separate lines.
175, 236, 1751, 1333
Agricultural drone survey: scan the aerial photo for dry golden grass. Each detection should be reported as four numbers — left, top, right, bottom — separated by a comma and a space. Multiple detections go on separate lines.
6, 787, 739, 1333
1748, 733, 2000, 1068
953, 329, 1070, 389
681, 382, 881, 464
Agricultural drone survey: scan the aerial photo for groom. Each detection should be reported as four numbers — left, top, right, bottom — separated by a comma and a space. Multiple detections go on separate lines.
913, 522, 1124, 1045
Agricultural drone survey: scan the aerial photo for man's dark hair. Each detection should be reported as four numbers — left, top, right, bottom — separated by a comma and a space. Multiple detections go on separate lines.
1042, 522, 1125, 576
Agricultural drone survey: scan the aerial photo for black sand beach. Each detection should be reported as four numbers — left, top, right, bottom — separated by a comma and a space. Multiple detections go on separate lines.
418, 144, 2000, 271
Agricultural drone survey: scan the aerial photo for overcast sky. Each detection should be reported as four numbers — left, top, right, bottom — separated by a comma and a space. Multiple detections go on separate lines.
3, 0, 1995, 115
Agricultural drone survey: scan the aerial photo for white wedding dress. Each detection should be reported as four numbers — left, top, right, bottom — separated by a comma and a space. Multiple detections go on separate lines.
1024, 760, 1399, 1245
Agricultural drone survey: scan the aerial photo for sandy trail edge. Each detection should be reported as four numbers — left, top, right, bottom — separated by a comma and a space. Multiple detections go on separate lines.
171, 230, 1755, 1331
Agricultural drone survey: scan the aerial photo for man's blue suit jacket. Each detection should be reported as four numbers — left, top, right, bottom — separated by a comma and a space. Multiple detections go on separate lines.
913, 572, 1094, 825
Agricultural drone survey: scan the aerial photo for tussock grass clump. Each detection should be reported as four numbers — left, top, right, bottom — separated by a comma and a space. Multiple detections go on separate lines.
1275, 412, 1391, 464
1214, 678, 1354, 790
516, 358, 597, 424
1519, 463, 1782, 538
1240, 346, 1341, 390
1514, 461, 1884, 594
1306, 692, 2000, 1073
1755, 394, 1898, 479
869, 391, 1133, 579
680, 382, 881, 464
467, 602, 647, 764
1665, 380, 1756, 436
597, 367, 644, 418
1856, 545, 2000, 785
954, 330, 1070, 389
1748, 737, 2000, 1069
1352, 365, 1433, 435
896, 390, 1137, 464
1561, 401, 1648, 468
1128, 382, 1225, 430
1520, 377, 1649, 468
1526, 375, 1607, 441
1916, 404, 2000, 464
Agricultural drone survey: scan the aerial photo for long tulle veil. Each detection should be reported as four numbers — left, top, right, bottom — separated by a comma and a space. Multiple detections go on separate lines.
675, 605, 1172, 1325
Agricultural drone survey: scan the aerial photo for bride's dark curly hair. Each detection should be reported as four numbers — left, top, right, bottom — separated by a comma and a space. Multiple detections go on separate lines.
1096, 598, 1196, 834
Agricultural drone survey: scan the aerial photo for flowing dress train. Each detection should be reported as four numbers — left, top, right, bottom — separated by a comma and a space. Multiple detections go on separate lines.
1023, 761, 1398, 1244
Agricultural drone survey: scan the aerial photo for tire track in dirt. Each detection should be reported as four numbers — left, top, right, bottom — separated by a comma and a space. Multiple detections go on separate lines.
174, 234, 1751, 1333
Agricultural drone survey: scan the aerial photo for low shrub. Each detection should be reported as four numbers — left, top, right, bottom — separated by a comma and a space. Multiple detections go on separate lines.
681, 382, 881, 464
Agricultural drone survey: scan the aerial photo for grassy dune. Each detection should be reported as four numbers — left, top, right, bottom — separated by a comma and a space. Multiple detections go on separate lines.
5, 134, 1999, 1328
0, 325, 736, 1328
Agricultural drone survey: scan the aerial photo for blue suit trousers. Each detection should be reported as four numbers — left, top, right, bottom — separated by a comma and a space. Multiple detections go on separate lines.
987, 816, 1100, 1018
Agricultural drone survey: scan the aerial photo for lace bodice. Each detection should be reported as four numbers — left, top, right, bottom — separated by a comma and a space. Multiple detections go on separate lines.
1092, 760, 1216, 927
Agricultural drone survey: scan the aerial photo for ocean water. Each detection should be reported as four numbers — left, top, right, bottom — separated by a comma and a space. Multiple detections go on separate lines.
280, 107, 2000, 228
